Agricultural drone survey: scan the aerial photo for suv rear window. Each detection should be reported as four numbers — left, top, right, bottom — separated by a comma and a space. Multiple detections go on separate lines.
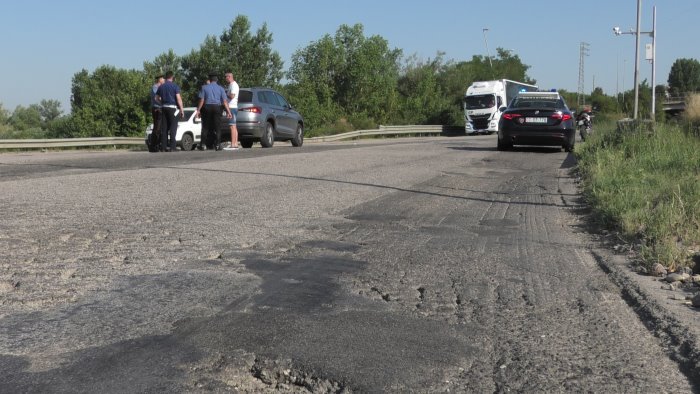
239, 90, 253, 103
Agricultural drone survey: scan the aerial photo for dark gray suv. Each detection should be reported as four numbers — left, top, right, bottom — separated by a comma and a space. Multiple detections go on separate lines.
221, 88, 304, 148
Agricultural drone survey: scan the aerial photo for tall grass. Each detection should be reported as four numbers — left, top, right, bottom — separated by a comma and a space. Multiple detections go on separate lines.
576, 120, 700, 270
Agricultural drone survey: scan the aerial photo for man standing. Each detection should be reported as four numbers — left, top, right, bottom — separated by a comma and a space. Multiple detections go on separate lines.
224, 72, 240, 150
155, 71, 185, 152
149, 74, 164, 151
195, 74, 232, 151
196, 77, 210, 150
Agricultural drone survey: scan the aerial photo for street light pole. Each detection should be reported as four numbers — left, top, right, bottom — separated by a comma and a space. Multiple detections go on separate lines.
613, 1, 656, 120
651, 6, 657, 119
482, 28, 494, 77
633, 0, 641, 119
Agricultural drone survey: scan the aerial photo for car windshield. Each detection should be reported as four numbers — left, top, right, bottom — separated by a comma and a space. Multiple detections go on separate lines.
465, 94, 496, 110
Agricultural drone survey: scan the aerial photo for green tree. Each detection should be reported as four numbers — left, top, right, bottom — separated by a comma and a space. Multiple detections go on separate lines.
286, 23, 401, 131
667, 58, 700, 96
396, 54, 451, 124
180, 15, 283, 105
491, 48, 536, 84
143, 49, 182, 81
333, 24, 401, 125
589, 87, 619, 114
9, 105, 42, 131
67, 65, 149, 137
0, 103, 9, 125
286, 34, 343, 132
38, 99, 63, 124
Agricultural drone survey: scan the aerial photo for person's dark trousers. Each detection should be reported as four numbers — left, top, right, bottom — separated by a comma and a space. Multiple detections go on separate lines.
161, 107, 178, 152
150, 107, 162, 149
204, 104, 222, 149
152, 107, 162, 137
199, 110, 208, 150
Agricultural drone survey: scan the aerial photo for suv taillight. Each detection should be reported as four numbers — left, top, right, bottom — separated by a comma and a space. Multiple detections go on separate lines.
240, 106, 262, 114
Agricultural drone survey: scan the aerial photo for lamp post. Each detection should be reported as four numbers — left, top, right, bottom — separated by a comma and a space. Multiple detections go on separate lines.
614, 1, 656, 120
482, 28, 494, 77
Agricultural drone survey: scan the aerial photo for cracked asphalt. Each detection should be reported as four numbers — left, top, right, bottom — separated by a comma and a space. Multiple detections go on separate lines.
0, 136, 698, 392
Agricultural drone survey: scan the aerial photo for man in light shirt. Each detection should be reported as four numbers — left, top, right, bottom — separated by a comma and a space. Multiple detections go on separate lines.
224, 72, 240, 150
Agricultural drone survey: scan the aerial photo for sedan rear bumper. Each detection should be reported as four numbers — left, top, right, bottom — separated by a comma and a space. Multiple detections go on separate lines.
503, 129, 575, 146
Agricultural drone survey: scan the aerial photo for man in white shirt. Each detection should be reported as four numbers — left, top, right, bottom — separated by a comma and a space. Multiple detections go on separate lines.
224, 72, 240, 150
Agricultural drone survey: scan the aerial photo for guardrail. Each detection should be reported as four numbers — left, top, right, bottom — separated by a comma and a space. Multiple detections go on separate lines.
0, 125, 465, 150
307, 125, 464, 142
0, 137, 144, 150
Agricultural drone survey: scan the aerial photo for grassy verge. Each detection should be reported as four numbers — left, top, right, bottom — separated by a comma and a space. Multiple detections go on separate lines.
576, 118, 700, 270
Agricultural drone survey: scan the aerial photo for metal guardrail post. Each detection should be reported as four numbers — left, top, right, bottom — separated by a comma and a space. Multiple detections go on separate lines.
0, 137, 144, 150
0, 126, 466, 149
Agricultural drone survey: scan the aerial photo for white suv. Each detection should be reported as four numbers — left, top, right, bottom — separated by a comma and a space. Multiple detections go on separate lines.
145, 107, 202, 151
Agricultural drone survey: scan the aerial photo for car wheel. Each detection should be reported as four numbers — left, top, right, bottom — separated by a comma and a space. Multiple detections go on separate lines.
261, 122, 274, 148
563, 140, 575, 152
579, 127, 588, 141
291, 124, 304, 147
181, 133, 195, 151
497, 134, 512, 151
241, 140, 254, 149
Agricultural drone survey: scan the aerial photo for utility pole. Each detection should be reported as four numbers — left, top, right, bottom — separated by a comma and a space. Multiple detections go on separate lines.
633, 0, 641, 119
577, 42, 590, 108
613, 1, 657, 120
482, 28, 494, 78
650, 6, 657, 119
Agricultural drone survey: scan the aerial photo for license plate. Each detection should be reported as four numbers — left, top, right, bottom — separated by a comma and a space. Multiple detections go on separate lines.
526, 117, 547, 123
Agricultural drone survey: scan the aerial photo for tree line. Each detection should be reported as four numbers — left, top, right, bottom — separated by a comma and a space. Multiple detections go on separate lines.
1, 15, 699, 139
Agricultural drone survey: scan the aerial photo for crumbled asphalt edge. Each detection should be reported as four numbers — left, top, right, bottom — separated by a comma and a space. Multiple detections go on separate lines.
250, 357, 350, 393
591, 250, 700, 388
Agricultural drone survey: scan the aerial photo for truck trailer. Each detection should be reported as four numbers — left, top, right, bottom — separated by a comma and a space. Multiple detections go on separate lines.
464, 79, 538, 134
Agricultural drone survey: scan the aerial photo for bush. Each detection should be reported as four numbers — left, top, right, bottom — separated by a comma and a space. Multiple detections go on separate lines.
577, 121, 700, 270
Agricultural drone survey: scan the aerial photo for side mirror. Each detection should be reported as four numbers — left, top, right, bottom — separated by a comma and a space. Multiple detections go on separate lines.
193, 117, 201, 124
499, 106, 507, 112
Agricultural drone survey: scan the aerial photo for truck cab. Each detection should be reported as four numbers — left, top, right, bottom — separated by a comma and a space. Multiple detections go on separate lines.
464, 79, 538, 134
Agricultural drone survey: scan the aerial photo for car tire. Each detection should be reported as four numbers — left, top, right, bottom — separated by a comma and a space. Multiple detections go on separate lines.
497, 134, 512, 151
260, 122, 274, 148
241, 140, 254, 149
181, 133, 195, 151
563, 140, 575, 152
291, 124, 304, 147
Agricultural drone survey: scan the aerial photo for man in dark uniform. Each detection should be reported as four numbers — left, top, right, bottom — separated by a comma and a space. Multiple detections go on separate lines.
195, 74, 232, 151
149, 74, 164, 151
196, 77, 211, 150
155, 71, 185, 152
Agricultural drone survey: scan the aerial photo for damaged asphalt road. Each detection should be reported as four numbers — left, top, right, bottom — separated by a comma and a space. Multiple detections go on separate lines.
0, 137, 698, 392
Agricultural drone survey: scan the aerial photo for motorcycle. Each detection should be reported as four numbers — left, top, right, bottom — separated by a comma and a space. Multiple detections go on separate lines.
577, 113, 592, 141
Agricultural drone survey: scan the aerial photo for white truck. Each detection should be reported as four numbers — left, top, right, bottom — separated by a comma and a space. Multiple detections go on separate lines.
464, 79, 538, 134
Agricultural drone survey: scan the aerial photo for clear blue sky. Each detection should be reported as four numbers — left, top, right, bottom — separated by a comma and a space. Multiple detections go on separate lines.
1, 0, 698, 113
